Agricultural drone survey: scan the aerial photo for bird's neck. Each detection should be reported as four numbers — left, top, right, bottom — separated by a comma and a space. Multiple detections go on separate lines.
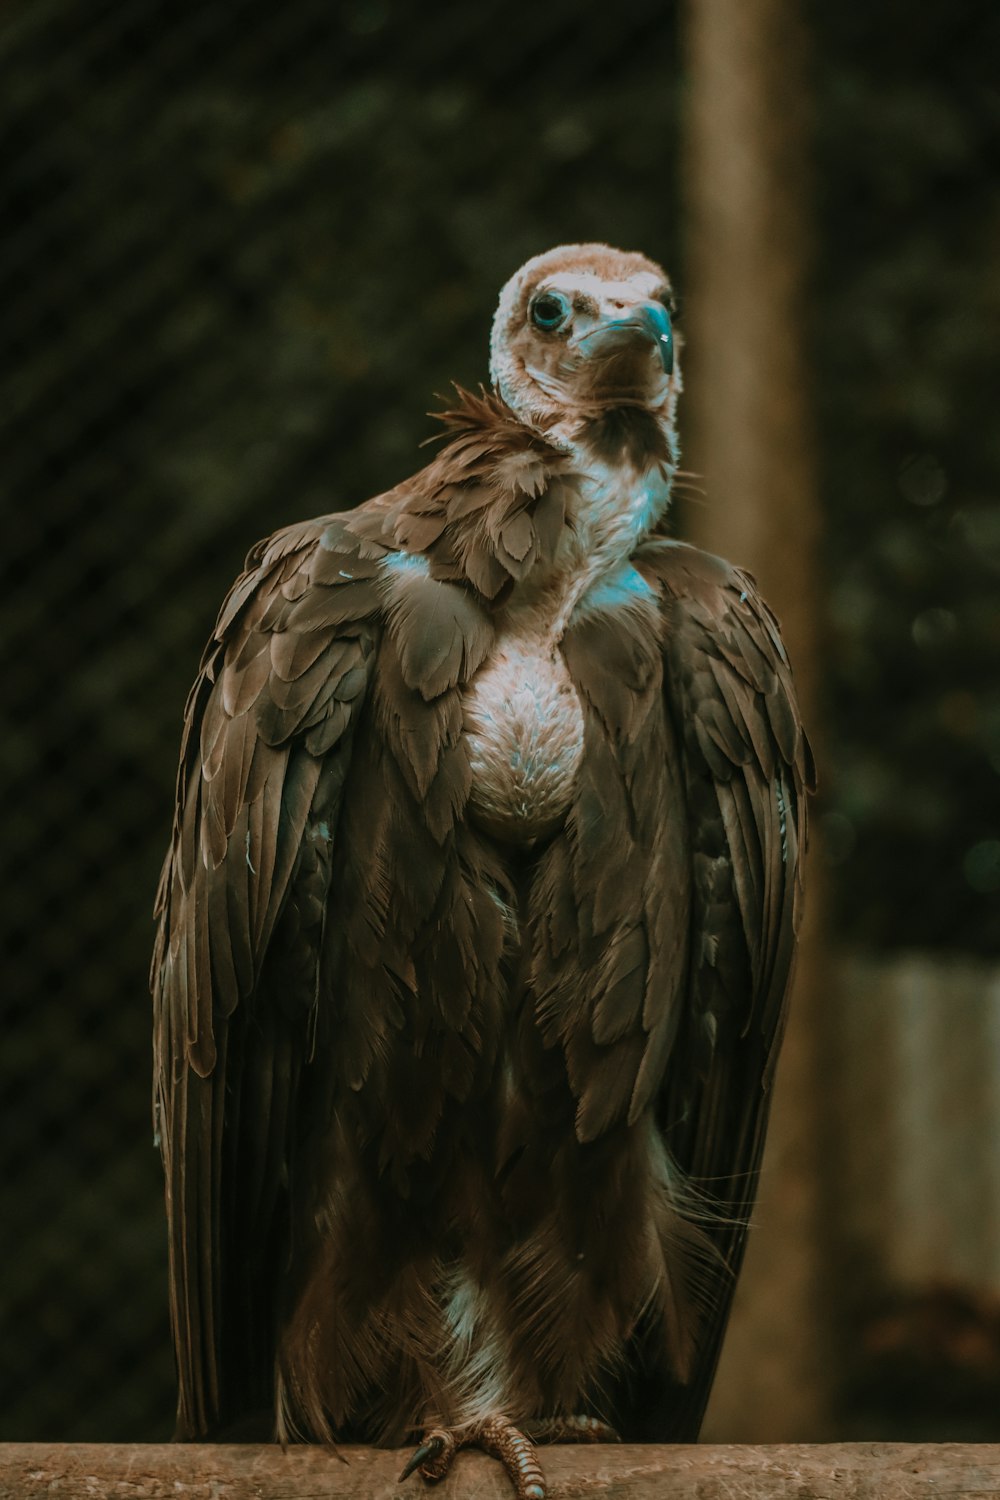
567, 411, 675, 547
507, 411, 675, 638
546, 404, 676, 543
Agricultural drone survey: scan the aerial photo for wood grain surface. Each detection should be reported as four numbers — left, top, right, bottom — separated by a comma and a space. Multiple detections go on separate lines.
2, 1444, 1000, 1499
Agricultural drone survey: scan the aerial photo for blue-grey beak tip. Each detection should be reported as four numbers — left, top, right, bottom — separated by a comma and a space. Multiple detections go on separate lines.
645, 305, 674, 375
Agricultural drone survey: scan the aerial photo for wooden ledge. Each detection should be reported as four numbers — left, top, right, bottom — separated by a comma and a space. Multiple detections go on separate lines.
2, 1443, 1000, 1499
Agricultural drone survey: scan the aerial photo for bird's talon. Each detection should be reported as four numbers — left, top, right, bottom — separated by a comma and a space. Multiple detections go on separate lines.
398, 1430, 454, 1484
401, 1418, 546, 1499
478, 1415, 546, 1500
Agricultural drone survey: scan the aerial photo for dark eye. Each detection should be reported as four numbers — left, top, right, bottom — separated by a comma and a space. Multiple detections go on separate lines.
657, 286, 680, 319
529, 291, 571, 332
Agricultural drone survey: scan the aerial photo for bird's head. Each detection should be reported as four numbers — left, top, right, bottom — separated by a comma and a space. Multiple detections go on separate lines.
489, 243, 680, 436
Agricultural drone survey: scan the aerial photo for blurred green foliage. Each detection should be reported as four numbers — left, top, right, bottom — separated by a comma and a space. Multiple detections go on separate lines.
813, 2, 1000, 950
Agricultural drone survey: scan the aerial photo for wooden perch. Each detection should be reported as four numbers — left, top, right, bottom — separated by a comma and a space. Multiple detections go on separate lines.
2, 1443, 1000, 1499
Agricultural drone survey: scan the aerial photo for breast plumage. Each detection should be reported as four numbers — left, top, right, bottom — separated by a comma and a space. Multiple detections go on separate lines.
462, 603, 584, 845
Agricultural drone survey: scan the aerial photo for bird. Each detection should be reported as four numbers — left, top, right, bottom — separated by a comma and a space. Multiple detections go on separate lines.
152, 241, 814, 1499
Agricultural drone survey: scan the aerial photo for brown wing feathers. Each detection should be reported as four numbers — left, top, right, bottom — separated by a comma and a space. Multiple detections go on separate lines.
629, 537, 814, 1438
152, 517, 384, 1435
549, 580, 692, 1143
353, 388, 568, 602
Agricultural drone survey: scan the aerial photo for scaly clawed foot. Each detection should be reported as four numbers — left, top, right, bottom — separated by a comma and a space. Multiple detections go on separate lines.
399, 1412, 619, 1498
399, 1415, 546, 1499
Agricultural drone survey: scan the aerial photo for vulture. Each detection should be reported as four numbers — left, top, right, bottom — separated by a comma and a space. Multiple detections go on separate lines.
152, 242, 814, 1499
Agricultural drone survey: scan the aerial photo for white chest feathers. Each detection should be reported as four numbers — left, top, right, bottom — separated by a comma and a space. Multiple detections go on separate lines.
462, 596, 584, 846
460, 454, 671, 845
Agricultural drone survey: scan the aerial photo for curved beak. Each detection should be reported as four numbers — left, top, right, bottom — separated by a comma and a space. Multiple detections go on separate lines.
574, 301, 674, 375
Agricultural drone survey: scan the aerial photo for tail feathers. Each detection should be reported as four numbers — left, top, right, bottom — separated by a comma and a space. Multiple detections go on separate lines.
276, 1249, 454, 1446
500, 1159, 715, 1414
273, 1147, 733, 1443
639, 1180, 720, 1385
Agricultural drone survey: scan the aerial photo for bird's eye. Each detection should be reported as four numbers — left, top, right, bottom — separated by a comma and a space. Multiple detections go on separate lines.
655, 286, 679, 318
529, 291, 571, 332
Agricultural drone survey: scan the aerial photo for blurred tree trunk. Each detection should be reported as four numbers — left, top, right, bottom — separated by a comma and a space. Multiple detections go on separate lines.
681, 0, 830, 1440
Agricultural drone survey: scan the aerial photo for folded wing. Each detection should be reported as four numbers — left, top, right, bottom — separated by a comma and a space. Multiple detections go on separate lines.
631, 538, 815, 1438
151, 515, 384, 1436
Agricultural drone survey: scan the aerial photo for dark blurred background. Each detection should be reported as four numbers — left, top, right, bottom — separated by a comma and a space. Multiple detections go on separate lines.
2, 0, 999, 1448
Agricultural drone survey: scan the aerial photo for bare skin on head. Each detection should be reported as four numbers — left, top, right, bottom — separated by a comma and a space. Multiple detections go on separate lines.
489, 242, 678, 431
153, 243, 812, 1500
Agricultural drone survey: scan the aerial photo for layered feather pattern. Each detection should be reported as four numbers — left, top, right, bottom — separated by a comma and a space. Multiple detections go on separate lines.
152, 381, 812, 1456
